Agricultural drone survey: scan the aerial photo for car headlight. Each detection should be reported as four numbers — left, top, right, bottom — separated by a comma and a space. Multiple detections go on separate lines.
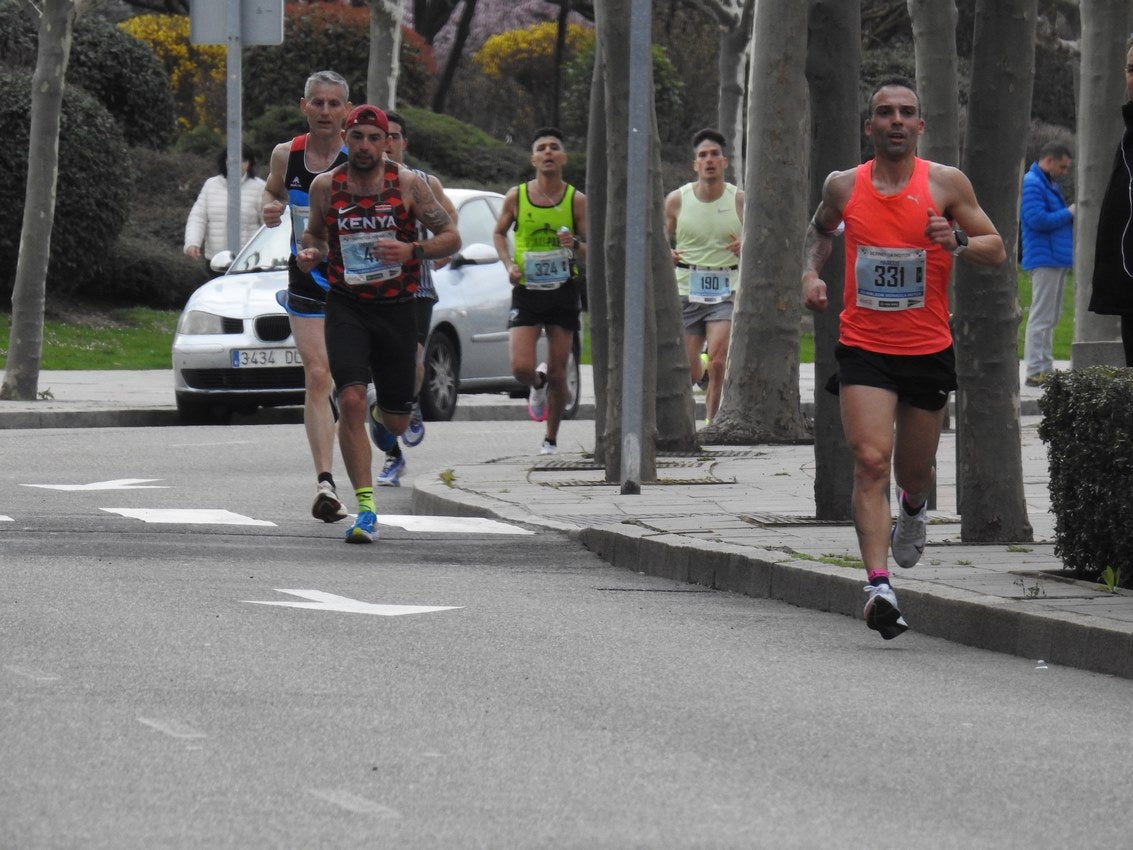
177, 310, 229, 335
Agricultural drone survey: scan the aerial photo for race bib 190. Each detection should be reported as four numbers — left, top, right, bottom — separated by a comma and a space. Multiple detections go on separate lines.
688, 267, 733, 304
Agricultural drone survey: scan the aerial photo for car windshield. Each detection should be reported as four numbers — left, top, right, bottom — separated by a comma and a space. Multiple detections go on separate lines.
226, 217, 293, 275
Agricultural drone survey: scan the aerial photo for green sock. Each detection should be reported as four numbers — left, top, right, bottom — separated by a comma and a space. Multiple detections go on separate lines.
355, 487, 375, 514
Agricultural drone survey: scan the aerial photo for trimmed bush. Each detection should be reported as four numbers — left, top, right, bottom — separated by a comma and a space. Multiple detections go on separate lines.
0, 66, 130, 304
1037, 367, 1133, 587
396, 106, 529, 190
70, 14, 176, 149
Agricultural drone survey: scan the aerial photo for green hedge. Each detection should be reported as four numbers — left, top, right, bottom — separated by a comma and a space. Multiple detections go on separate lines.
396, 106, 530, 190
0, 66, 130, 304
1037, 367, 1133, 587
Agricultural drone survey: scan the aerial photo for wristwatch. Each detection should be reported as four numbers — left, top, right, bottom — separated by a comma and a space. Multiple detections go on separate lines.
951, 227, 969, 256
411, 242, 425, 260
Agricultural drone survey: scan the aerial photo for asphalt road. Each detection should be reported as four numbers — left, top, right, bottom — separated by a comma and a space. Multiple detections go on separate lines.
3, 421, 1133, 848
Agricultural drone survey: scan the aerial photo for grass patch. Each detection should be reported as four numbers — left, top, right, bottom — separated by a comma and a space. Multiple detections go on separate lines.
0, 307, 177, 370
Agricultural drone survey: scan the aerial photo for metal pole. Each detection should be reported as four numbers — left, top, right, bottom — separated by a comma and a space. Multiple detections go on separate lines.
225, 0, 243, 255
619, 0, 651, 495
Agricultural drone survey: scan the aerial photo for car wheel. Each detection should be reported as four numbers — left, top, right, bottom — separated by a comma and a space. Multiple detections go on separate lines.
176, 394, 233, 425
421, 331, 459, 421
562, 335, 581, 420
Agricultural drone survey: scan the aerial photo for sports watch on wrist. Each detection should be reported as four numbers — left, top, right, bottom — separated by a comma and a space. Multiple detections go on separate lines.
951, 227, 969, 256
411, 242, 425, 260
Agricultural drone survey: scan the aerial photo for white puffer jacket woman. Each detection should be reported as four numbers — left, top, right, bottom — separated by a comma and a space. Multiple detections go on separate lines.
184, 144, 266, 267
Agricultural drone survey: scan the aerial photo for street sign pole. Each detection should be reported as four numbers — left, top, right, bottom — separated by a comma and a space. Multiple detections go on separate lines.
225, 0, 243, 255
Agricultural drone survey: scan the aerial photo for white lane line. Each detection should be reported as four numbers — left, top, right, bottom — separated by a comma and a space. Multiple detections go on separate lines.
4, 664, 59, 682
104, 509, 275, 527
24, 479, 168, 491
246, 590, 461, 617
0, 515, 11, 522
138, 717, 207, 739
378, 515, 533, 535
308, 789, 401, 818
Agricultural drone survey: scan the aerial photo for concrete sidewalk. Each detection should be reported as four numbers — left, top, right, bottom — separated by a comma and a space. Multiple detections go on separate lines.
5, 362, 1133, 680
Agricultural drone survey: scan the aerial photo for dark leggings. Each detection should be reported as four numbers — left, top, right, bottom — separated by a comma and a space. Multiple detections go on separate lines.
1123, 316, 1133, 367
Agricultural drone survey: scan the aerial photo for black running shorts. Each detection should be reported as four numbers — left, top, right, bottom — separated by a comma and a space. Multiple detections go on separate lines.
324, 292, 418, 416
507, 282, 582, 333
827, 343, 957, 412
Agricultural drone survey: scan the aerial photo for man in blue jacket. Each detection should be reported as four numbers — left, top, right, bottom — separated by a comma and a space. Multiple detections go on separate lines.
1020, 141, 1075, 387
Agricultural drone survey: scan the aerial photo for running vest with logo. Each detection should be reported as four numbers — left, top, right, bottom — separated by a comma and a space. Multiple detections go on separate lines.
325, 161, 419, 302
514, 183, 579, 289
673, 182, 742, 299
840, 157, 954, 355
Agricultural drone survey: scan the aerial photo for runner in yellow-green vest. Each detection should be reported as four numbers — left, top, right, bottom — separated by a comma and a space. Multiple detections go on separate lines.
493, 127, 587, 456
663, 128, 744, 425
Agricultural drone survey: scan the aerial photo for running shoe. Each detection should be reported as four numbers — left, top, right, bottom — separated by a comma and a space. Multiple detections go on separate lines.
697, 352, 710, 391
863, 582, 908, 640
890, 487, 928, 568
376, 454, 405, 487
539, 438, 558, 456
528, 362, 548, 422
369, 409, 398, 453
402, 401, 425, 447
345, 510, 377, 543
311, 480, 348, 523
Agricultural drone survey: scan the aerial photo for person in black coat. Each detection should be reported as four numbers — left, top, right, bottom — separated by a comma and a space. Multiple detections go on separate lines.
1087, 35, 1133, 365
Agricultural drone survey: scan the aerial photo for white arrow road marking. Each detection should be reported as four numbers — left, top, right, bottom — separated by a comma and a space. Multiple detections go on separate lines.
24, 479, 168, 491
246, 589, 461, 617
0, 516, 11, 522
104, 508, 275, 526
378, 515, 533, 534
308, 789, 401, 818
138, 717, 207, 739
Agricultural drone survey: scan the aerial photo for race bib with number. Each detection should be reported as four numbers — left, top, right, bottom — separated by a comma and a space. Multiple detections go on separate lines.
688, 267, 733, 304
523, 249, 571, 290
289, 205, 310, 245
855, 246, 926, 311
340, 230, 402, 286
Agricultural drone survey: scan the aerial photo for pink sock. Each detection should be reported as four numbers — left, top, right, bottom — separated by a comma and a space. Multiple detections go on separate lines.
867, 569, 890, 584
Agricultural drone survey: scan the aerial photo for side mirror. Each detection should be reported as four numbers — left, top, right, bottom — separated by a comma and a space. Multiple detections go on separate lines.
449, 243, 500, 270
209, 250, 235, 273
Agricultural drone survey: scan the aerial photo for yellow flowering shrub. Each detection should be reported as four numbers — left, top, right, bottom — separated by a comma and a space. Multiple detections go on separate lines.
119, 14, 226, 131
474, 22, 594, 82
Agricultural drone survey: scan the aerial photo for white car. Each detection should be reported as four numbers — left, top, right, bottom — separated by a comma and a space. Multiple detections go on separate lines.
172, 188, 580, 424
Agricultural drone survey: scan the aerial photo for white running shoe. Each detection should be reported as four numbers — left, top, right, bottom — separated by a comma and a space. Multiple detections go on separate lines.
863, 583, 909, 640
528, 362, 548, 422
539, 439, 558, 455
376, 454, 405, 487
311, 480, 348, 523
402, 401, 425, 447
890, 488, 928, 568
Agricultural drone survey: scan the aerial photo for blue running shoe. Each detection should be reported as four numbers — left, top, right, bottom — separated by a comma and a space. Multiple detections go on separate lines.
369, 409, 398, 453
402, 402, 425, 447
376, 454, 405, 487
345, 510, 377, 543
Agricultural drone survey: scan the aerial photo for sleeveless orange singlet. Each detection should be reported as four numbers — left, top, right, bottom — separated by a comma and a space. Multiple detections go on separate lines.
840, 157, 954, 355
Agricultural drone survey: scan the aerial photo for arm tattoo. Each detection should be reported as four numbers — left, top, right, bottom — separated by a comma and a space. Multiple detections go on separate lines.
409, 179, 453, 233
802, 226, 833, 276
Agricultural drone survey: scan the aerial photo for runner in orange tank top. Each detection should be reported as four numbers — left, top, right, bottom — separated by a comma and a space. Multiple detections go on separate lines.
800, 77, 1006, 640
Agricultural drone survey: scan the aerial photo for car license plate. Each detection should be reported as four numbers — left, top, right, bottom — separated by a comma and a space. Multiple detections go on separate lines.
231, 349, 303, 368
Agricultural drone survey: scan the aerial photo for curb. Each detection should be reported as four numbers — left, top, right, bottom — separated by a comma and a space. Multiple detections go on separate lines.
414, 475, 1133, 680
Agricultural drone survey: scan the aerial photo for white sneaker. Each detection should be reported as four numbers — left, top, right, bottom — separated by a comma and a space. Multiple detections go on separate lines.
528, 362, 548, 422
890, 488, 928, 568
539, 439, 558, 455
311, 480, 348, 523
863, 583, 908, 640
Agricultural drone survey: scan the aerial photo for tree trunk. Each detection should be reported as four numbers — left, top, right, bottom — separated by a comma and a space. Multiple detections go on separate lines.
715, 0, 755, 185
953, 0, 1036, 542
551, 0, 570, 128
367, 0, 402, 107
1072, 0, 1133, 347
597, 0, 657, 482
805, 0, 859, 520
586, 34, 610, 460
2, 0, 76, 402
908, 0, 960, 167
430, 0, 478, 114
703, 0, 811, 445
